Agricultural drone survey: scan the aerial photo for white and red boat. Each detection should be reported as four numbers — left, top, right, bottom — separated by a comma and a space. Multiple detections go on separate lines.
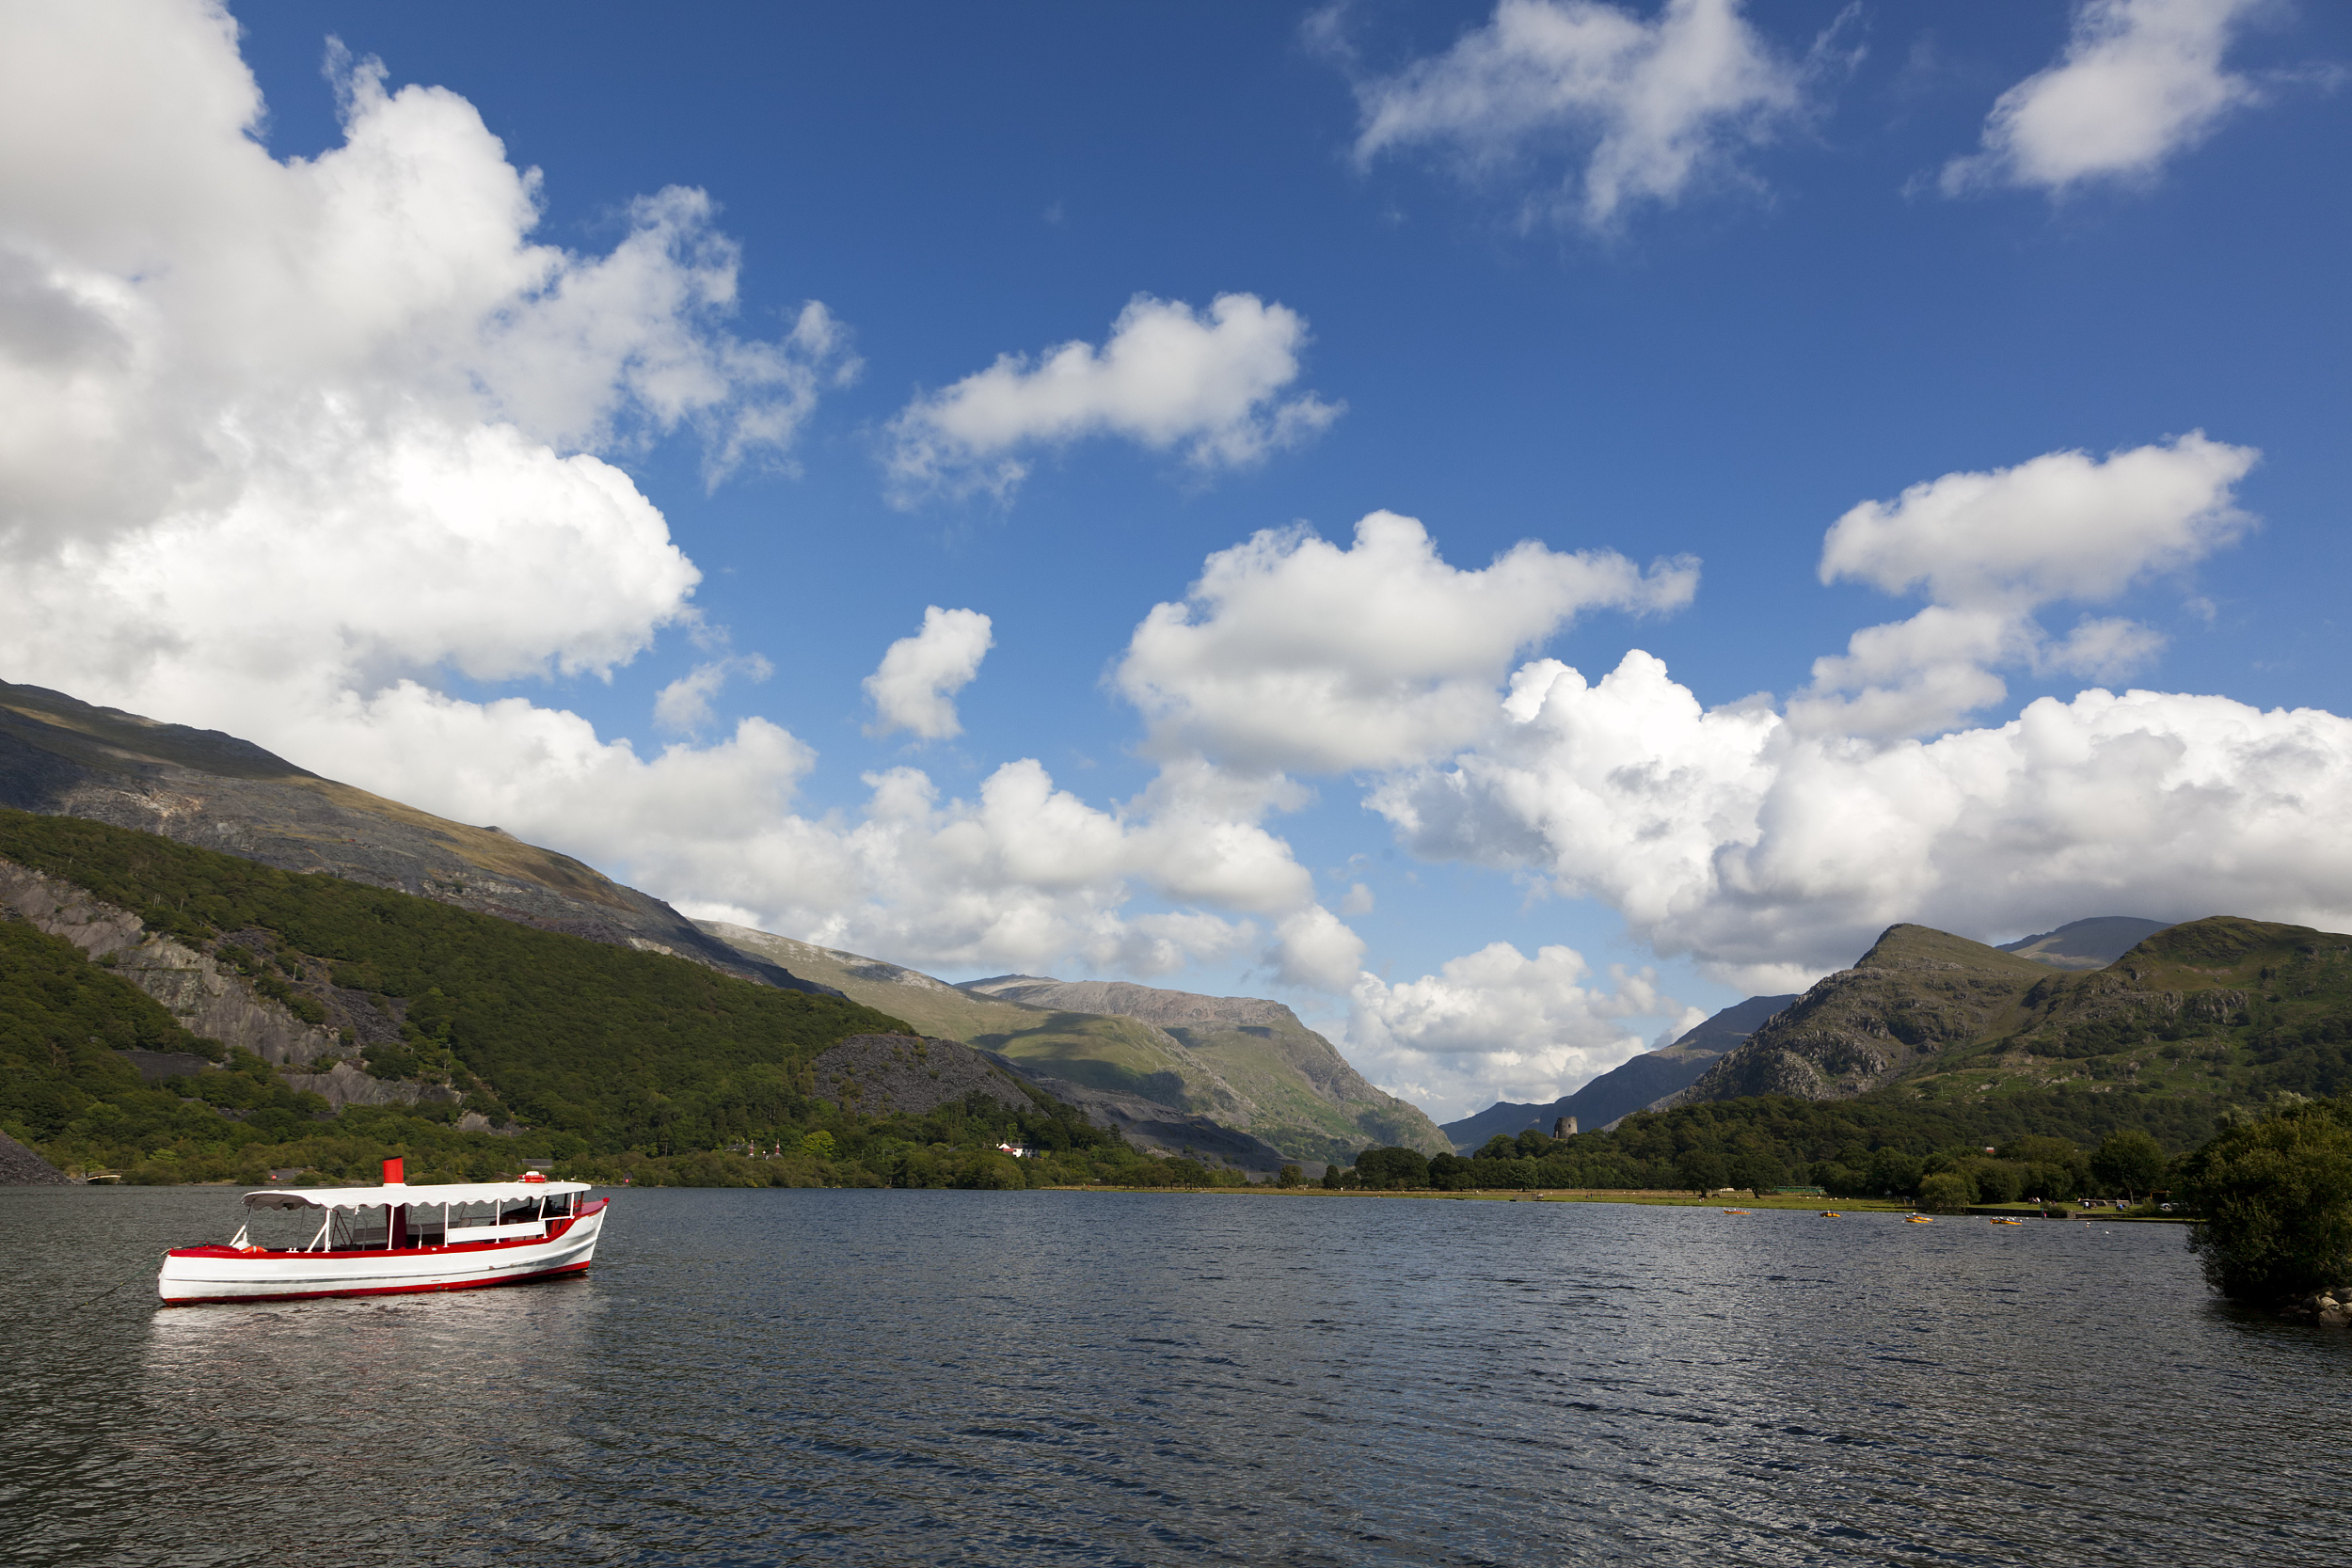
157, 1159, 607, 1306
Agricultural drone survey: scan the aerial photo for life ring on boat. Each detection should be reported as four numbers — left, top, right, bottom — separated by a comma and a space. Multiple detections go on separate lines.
238, 1243, 266, 1255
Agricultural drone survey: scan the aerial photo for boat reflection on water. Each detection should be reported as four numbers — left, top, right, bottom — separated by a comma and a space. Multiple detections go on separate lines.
135, 1270, 609, 1542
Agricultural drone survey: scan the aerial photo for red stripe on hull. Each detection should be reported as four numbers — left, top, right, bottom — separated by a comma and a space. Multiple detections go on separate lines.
159, 1259, 592, 1307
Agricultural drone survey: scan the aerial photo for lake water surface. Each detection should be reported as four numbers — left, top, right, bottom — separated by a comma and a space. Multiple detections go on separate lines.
3, 1186, 2345, 1566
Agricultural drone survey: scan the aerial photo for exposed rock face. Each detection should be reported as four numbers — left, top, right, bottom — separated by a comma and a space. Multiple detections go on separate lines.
1666, 926, 2054, 1107
0, 680, 830, 994
810, 1034, 1035, 1118
0, 1128, 70, 1184
0, 855, 449, 1109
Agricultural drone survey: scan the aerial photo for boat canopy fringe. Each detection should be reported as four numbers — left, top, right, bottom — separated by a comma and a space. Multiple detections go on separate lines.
243, 1180, 593, 1211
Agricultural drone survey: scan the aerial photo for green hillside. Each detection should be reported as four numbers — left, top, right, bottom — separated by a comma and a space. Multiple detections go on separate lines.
0, 807, 914, 1167
0, 809, 1274, 1192
703, 925, 1235, 1110
1598, 914, 2352, 1192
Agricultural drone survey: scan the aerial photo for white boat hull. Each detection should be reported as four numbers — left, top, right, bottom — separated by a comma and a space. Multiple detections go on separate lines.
158, 1204, 606, 1306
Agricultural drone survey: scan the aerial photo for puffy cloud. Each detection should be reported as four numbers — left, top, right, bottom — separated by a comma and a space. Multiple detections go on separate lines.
0, 3, 1354, 1005
1116, 510, 1697, 772
864, 607, 994, 741
885, 293, 1341, 503
0, 1, 850, 712
1793, 435, 2257, 736
645, 756, 1302, 980
1816, 433, 2256, 609
1377, 651, 2352, 993
1338, 0, 1808, 227
1270, 905, 1368, 991
1344, 941, 1673, 1118
1943, 0, 2271, 196
655, 654, 774, 736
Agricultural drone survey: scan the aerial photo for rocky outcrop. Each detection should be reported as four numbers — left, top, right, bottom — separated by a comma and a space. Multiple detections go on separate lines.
0, 856, 448, 1110
0, 1128, 69, 1184
810, 1034, 1035, 1118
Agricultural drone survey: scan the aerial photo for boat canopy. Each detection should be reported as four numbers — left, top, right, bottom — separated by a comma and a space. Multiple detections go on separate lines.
243, 1180, 592, 1212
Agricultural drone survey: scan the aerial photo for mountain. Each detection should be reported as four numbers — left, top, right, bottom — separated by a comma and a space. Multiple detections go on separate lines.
0, 680, 826, 993
1996, 915, 2173, 970
959, 974, 1451, 1161
698, 925, 1305, 1169
0, 805, 916, 1180
704, 923, 1448, 1163
1439, 993, 1797, 1152
1665, 916, 2352, 1129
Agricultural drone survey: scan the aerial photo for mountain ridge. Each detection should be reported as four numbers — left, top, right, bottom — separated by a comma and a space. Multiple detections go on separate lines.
706, 925, 1448, 1162
0, 681, 828, 994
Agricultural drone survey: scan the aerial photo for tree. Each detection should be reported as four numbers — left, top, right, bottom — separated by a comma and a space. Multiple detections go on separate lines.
2090, 1130, 2168, 1197
1477, 1133, 1518, 1160
1727, 1148, 1786, 1195
1918, 1171, 1975, 1212
1277, 1164, 1302, 1188
1677, 1149, 1729, 1193
1355, 1146, 1430, 1190
1866, 1147, 1922, 1197
2182, 1097, 2352, 1302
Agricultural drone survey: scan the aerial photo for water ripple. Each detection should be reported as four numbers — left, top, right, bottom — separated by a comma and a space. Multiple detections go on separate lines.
5, 1188, 2349, 1565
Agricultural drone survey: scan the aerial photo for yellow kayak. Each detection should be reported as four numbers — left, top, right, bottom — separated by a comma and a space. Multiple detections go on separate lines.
1904, 1214, 1934, 1224
1990, 1217, 2026, 1226
1818, 1211, 1842, 1218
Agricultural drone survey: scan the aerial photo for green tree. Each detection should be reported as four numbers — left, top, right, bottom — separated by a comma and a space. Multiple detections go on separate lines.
2090, 1130, 2168, 1197
1727, 1148, 1786, 1195
1354, 1146, 1429, 1190
800, 1130, 836, 1158
2181, 1097, 2352, 1302
1277, 1164, 1302, 1188
1677, 1149, 1729, 1193
1866, 1147, 1923, 1196
1918, 1171, 1975, 1212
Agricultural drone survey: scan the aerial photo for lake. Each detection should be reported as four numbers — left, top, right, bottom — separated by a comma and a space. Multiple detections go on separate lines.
3, 1187, 2345, 1566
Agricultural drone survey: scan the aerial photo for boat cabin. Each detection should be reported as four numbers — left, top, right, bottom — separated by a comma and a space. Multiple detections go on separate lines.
230, 1159, 594, 1255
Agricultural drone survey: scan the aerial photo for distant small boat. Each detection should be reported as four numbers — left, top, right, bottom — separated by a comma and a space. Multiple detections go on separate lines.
1818, 1211, 1842, 1218
1990, 1217, 2026, 1226
1904, 1214, 1934, 1224
1721, 1208, 1751, 1215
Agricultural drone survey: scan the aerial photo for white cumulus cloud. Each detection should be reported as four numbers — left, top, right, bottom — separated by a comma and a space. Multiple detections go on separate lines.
1379, 652, 2352, 995
864, 606, 995, 741
0, 2, 1366, 1011
1793, 434, 2257, 736
1339, 0, 1810, 227
1345, 942, 1675, 1119
1116, 510, 1697, 773
656, 654, 774, 736
1942, 0, 2270, 195
885, 293, 1341, 503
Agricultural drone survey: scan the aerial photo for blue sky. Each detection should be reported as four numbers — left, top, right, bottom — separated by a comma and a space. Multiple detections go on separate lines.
3, 1, 2347, 1117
